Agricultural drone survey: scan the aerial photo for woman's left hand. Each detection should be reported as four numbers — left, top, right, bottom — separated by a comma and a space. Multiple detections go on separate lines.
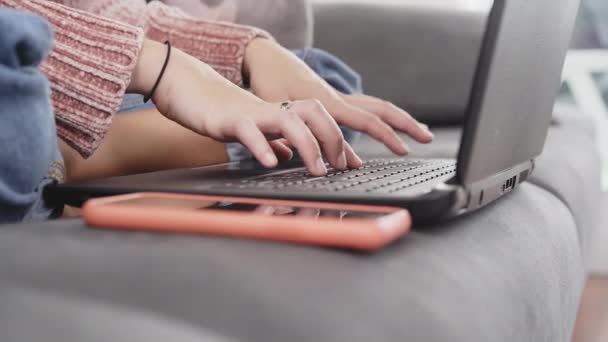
243, 38, 434, 157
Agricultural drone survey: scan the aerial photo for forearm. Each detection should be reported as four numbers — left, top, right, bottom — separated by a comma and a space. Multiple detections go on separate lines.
61, 108, 228, 183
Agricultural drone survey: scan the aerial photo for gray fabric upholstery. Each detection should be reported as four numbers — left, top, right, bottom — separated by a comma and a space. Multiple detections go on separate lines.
0, 184, 584, 342
313, 2, 486, 125
0, 286, 235, 342
528, 106, 602, 255
234, 0, 313, 49
0, 2, 599, 341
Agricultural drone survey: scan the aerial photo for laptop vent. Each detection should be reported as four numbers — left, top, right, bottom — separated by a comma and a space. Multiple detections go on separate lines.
502, 176, 518, 193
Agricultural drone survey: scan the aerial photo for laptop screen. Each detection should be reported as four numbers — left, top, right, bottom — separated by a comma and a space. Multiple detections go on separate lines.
456, 0, 581, 185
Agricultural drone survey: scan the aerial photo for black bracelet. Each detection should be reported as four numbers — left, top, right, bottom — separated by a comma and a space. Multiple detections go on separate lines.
143, 41, 171, 103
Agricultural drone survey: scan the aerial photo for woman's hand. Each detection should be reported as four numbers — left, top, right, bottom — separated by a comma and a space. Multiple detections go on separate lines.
243, 39, 434, 155
128, 39, 361, 176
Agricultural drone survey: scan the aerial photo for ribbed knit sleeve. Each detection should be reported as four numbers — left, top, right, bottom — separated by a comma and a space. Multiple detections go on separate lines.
54, 0, 271, 86
144, 1, 270, 86
0, 0, 144, 157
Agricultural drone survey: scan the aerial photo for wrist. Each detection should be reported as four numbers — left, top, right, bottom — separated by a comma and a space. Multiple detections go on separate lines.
128, 39, 169, 94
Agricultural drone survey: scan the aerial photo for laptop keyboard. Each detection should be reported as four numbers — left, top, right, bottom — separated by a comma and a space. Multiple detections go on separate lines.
220, 158, 456, 194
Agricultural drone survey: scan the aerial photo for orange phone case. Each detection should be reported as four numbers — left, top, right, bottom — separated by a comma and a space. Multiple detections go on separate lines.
82, 193, 411, 251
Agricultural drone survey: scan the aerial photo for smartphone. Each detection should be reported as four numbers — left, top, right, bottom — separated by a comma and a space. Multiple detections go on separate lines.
82, 193, 411, 251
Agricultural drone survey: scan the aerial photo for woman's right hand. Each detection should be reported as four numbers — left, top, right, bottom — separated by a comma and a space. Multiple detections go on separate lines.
128, 40, 362, 176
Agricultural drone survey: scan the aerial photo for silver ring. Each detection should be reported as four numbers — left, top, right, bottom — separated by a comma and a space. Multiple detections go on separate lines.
279, 101, 293, 111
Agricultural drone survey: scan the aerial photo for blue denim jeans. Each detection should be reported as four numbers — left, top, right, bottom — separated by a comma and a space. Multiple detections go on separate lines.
119, 48, 364, 161
0, 9, 64, 224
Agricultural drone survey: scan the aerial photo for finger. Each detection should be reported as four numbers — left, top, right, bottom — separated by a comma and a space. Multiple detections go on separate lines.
292, 100, 347, 170
342, 94, 434, 143
270, 111, 327, 176
360, 114, 410, 155
340, 105, 410, 155
234, 119, 278, 168
275, 138, 292, 148
343, 141, 363, 169
269, 140, 294, 161
314, 96, 410, 155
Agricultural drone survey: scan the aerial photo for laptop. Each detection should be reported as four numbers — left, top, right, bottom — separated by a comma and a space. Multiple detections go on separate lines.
46, 0, 581, 222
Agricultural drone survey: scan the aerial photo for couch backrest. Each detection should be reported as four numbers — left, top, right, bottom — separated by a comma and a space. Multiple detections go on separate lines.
313, 2, 488, 125
235, 0, 313, 49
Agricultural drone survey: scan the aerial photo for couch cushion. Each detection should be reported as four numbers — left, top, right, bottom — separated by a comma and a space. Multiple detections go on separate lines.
527, 106, 602, 253
0, 286, 234, 342
0, 184, 583, 341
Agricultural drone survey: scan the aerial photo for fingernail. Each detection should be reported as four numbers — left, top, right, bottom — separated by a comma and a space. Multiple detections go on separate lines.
263, 152, 278, 167
316, 158, 328, 174
355, 152, 363, 163
400, 142, 410, 155
353, 154, 363, 168
420, 123, 434, 137
337, 152, 347, 170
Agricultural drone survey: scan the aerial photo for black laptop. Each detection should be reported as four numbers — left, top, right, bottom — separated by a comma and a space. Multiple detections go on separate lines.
46, 0, 581, 222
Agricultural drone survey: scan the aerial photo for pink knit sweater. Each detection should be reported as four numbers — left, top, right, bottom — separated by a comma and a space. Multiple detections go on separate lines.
0, 0, 269, 157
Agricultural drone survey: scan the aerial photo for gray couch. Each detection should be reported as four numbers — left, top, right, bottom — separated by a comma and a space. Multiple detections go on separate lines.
0, 1, 602, 342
